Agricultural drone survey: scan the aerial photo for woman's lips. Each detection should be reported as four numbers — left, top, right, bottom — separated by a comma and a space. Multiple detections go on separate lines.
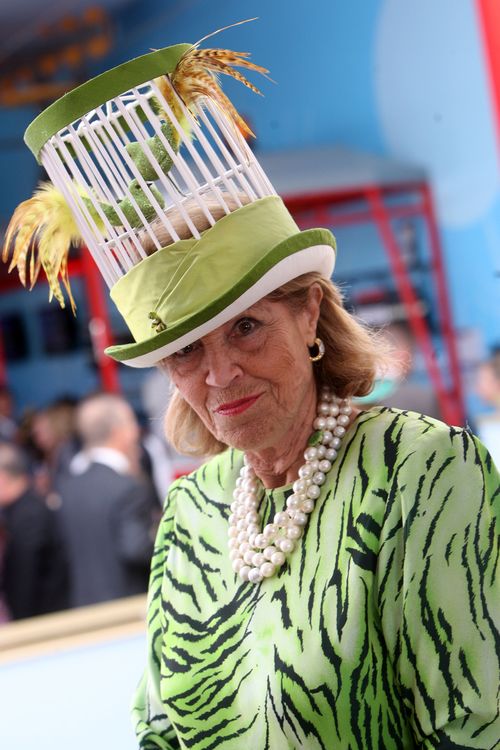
215, 394, 262, 416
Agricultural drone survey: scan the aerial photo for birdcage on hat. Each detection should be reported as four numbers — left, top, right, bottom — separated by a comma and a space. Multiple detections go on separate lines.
4, 23, 337, 368
6, 31, 275, 308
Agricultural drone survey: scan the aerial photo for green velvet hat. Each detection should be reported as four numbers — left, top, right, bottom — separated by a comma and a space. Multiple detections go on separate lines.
5, 24, 336, 367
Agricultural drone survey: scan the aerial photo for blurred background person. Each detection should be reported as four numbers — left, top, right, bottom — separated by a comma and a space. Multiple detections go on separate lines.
0, 386, 18, 442
56, 393, 156, 608
360, 319, 441, 418
0, 441, 68, 620
28, 398, 80, 500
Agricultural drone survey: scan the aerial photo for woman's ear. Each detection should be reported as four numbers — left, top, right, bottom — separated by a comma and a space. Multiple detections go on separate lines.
303, 282, 323, 345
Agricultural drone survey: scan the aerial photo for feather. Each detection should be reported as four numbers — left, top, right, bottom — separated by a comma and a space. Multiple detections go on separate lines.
2, 182, 82, 312
154, 18, 271, 141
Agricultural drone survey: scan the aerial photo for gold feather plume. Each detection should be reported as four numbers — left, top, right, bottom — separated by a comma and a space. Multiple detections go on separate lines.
2, 182, 82, 312
2, 19, 270, 311
162, 18, 272, 140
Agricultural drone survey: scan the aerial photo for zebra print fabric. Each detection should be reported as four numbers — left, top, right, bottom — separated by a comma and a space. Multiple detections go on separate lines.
133, 408, 500, 749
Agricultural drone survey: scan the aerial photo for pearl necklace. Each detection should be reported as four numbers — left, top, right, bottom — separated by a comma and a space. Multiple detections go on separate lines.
228, 388, 352, 584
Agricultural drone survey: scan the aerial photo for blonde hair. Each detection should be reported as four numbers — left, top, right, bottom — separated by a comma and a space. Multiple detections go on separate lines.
164, 272, 387, 457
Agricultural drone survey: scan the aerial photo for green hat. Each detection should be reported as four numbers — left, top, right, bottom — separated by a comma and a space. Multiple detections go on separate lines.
106, 196, 335, 367
5, 23, 336, 367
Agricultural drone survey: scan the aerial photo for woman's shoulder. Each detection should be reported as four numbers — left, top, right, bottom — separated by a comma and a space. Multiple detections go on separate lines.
351, 405, 486, 469
167, 447, 243, 501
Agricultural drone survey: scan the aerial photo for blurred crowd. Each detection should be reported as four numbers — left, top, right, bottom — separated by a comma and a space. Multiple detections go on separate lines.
0, 383, 196, 623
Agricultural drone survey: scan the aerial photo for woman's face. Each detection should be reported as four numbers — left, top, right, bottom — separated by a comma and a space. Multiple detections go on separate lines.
164, 286, 322, 453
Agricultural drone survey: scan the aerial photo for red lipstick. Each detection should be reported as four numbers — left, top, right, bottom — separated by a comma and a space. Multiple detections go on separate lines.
215, 394, 262, 416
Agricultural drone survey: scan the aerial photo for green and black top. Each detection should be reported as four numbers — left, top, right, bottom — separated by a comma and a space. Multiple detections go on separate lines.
133, 407, 500, 749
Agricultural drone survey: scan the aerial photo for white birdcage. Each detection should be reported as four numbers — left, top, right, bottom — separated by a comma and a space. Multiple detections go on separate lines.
25, 44, 276, 290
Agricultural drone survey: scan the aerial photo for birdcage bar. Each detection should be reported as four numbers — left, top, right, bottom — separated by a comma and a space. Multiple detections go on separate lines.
194, 103, 259, 203
92, 105, 183, 248
162, 79, 261, 204
64, 124, 143, 269
205, 99, 276, 197
78, 118, 161, 259
124, 90, 207, 239
114, 95, 212, 239
41, 144, 119, 287
149, 80, 232, 217
203, 99, 270, 199
132, 85, 233, 231
159, 84, 253, 206
49, 133, 135, 278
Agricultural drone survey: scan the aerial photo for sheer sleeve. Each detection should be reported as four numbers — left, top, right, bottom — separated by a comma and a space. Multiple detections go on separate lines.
132, 483, 181, 750
377, 425, 500, 748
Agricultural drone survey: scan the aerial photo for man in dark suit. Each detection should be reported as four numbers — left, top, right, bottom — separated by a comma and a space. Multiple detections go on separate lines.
0, 442, 68, 619
56, 393, 156, 608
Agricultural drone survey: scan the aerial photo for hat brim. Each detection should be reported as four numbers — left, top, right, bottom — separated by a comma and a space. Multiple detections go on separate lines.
105, 228, 335, 368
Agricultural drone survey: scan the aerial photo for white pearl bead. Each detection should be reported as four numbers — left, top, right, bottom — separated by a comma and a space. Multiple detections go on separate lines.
322, 430, 333, 443
279, 538, 295, 553
294, 511, 308, 526
304, 446, 319, 461
337, 414, 350, 426
247, 524, 259, 538
286, 495, 300, 510
229, 548, 240, 561
237, 531, 247, 543
317, 445, 326, 458
299, 464, 313, 478
236, 519, 246, 531
318, 401, 330, 415
264, 545, 277, 560
307, 484, 321, 499
301, 499, 315, 513
318, 459, 332, 472
331, 437, 341, 448
244, 497, 258, 510
325, 448, 337, 461
309, 460, 319, 471
326, 417, 337, 430
329, 403, 339, 416
263, 523, 278, 539
334, 426, 346, 437
228, 526, 238, 537
244, 550, 255, 564
340, 404, 352, 415
248, 568, 263, 584
260, 562, 276, 578
313, 416, 327, 430
271, 551, 286, 566
239, 541, 250, 554
245, 511, 258, 524
287, 525, 302, 540
239, 565, 251, 580
230, 500, 239, 511
292, 479, 308, 494
252, 552, 265, 567
228, 538, 239, 549
274, 511, 289, 526
254, 533, 267, 548
232, 558, 245, 572
312, 471, 326, 485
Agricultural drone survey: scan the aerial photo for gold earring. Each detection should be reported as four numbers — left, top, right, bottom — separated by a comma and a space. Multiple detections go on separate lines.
308, 337, 325, 362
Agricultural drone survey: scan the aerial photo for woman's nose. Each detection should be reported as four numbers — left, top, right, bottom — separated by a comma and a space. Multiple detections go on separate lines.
204, 348, 243, 388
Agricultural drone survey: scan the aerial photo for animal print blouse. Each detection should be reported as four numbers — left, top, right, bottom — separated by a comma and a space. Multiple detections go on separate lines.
133, 407, 499, 749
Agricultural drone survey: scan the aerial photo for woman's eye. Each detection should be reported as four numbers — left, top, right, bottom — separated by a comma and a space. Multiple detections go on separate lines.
235, 317, 257, 336
174, 342, 198, 358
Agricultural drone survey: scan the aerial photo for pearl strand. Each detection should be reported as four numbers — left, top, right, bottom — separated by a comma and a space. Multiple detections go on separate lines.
228, 388, 353, 584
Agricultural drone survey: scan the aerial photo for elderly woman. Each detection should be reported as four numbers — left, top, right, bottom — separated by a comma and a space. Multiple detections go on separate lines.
4, 25, 498, 750
129, 267, 499, 749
